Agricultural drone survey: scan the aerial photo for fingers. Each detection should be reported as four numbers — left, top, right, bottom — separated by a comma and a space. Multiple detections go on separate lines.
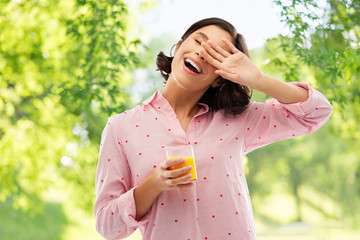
200, 39, 239, 70
222, 38, 240, 54
163, 165, 193, 179
155, 158, 195, 191
207, 40, 231, 58
201, 41, 226, 62
215, 69, 237, 80
200, 47, 222, 69
177, 182, 195, 188
161, 157, 186, 170
166, 173, 193, 186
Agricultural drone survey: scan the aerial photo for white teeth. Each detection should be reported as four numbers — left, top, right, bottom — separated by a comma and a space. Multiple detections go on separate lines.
185, 58, 201, 73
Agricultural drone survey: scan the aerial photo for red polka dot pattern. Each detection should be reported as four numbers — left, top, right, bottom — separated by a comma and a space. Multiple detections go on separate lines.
95, 87, 332, 239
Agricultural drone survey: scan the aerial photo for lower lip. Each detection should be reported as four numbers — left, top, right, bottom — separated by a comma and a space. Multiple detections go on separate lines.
183, 60, 200, 76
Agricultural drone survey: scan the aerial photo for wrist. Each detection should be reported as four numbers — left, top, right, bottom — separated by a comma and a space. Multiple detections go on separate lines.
250, 72, 266, 90
146, 172, 163, 196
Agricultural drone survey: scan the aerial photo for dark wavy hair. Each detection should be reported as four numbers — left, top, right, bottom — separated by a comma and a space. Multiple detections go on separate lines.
156, 17, 252, 116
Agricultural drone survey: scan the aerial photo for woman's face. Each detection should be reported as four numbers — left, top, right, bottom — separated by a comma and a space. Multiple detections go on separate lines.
170, 25, 234, 92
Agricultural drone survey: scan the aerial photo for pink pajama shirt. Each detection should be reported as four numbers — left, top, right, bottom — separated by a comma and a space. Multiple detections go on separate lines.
94, 82, 332, 240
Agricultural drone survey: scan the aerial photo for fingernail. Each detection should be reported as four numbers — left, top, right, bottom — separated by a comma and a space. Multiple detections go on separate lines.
187, 166, 193, 170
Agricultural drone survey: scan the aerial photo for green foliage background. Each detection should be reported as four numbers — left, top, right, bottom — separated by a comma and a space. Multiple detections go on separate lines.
0, 0, 142, 215
247, 0, 360, 226
0, 0, 359, 239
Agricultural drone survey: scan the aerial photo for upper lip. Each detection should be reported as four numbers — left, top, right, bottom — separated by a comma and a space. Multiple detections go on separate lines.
185, 56, 203, 74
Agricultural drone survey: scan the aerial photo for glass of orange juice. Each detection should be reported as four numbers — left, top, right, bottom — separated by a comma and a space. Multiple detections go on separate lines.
165, 145, 197, 181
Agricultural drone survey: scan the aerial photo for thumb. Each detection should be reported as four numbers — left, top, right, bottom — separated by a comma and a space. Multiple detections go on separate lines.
215, 70, 236, 80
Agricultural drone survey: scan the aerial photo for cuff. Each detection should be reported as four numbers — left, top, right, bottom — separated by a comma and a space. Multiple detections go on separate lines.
119, 187, 151, 228
276, 82, 318, 116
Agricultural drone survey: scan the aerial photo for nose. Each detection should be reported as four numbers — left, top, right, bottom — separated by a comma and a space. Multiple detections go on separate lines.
196, 52, 205, 61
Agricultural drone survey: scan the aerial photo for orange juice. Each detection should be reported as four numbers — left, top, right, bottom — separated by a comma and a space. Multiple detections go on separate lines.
167, 156, 197, 181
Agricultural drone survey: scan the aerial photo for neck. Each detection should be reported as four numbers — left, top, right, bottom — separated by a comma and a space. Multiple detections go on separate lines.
162, 75, 205, 119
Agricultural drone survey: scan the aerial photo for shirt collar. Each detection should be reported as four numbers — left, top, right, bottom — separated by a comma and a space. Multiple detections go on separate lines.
142, 90, 210, 113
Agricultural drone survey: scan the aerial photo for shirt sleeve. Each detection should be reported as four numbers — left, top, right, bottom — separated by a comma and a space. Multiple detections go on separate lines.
94, 117, 151, 239
243, 82, 333, 154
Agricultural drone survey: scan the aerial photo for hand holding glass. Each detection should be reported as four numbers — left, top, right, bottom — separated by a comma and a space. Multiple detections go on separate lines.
165, 145, 197, 181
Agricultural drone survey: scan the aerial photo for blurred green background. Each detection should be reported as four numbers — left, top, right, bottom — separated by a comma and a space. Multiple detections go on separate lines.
0, 0, 359, 239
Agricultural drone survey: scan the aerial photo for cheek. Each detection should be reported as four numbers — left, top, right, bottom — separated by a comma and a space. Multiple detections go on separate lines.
171, 54, 184, 71
206, 64, 218, 77
203, 67, 220, 84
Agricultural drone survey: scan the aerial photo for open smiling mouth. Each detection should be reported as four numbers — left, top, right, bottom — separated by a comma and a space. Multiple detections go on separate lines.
184, 58, 201, 74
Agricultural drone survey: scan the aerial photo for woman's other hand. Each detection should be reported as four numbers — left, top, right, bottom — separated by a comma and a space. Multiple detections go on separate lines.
150, 157, 194, 194
134, 157, 194, 221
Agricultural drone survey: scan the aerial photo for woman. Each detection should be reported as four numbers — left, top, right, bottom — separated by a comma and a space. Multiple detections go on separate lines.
94, 17, 332, 240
